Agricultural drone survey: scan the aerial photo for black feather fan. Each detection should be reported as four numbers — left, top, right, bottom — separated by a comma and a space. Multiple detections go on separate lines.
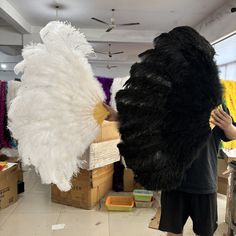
115, 26, 222, 191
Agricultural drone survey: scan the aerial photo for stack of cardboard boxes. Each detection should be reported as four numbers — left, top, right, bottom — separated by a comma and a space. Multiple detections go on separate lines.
51, 121, 120, 209
51, 164, 114, 209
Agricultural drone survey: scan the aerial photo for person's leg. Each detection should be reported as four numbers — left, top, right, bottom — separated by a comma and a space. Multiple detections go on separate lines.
190, 193, 217, 236
159, 190, 189, 234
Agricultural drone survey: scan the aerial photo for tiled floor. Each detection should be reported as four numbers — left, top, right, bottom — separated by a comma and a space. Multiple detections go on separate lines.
0, 168, 229, 236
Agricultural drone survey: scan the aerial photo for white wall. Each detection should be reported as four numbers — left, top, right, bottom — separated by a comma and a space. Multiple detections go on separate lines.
23, 32, 41, 45
0, 26, 22, 45
0, 51, 22, 81
0, 71, 17, 81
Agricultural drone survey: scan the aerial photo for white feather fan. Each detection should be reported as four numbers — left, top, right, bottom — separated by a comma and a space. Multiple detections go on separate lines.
110, 76, 129, 110
8, 21, 108, 191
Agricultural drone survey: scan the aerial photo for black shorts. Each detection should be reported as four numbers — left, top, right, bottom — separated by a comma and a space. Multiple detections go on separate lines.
159, 190, 217, 236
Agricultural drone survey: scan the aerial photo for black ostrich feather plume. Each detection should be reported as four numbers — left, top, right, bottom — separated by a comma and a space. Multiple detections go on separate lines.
115, 26, 222, 191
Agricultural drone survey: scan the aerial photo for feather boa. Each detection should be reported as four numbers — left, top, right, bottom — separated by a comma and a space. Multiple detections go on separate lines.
8, 21, 105, 191
0, 81, 17, 149
96, 76, 113, 105
116, 26, 222, 191
221, 80, 236, 149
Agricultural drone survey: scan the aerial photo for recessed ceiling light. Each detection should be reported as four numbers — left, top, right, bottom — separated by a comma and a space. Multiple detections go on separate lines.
1, 64, 7, 69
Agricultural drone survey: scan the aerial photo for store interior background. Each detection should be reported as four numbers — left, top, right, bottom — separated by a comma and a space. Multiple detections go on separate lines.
1, 1, 236, 236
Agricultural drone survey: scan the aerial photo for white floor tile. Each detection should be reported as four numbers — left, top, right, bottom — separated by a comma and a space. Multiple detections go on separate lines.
0, 169, 230, 236
13, 193, 63, 213
0, 203, 17, 226
23, 168, 40, 193
108, 209, 163, 236
55, 210, 109, 236
0, 213, 59, 236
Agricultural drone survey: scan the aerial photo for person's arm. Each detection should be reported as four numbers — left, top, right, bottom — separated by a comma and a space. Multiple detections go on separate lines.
211, 108, 236, 140
103, 103, 118, 122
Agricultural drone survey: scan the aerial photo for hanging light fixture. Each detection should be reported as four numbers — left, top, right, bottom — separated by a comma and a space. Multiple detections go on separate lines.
48, 2, 66, 21
55, 5, 60, 20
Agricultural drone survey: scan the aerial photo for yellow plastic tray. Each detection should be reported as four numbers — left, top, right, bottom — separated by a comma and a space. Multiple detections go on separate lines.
105, 196, 134, 211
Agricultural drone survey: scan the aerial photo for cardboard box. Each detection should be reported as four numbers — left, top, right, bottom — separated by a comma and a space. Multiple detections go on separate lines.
0, 156, 24, 182
51, 164, 113, 209
218, 176, 228, 195
94, 121, 120, 143
218, 158, 228, 179
149, 208, 161, 229
123, 168, 142, 192
10, 160, 24, 194
123, 168, 135, 192
0, 163, 18, 209
217, 158, 228, 195
81, 139, 120, 170
225, 164, 236, 224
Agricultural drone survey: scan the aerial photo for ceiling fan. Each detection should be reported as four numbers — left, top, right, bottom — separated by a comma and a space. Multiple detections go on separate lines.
91, 9, 140, 32
96, 63, 118, 70
105, 64, 118, 69
95, 43, 124, 57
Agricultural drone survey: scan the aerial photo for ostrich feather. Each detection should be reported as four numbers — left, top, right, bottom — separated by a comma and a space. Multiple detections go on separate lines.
116, 26, 222, 191
110, 76, 129, 110
40, 21, 94, 58
8, 21, 106, 191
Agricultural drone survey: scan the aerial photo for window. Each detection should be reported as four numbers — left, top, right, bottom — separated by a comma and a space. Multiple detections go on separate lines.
213, 33, 236, 81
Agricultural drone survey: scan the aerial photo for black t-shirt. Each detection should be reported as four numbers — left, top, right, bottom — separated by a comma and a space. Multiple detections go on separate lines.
177, 126, 231, 194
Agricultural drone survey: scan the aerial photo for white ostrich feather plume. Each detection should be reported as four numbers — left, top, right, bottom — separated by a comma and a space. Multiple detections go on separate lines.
110, 76, 129, 110
9, 21, 105, 191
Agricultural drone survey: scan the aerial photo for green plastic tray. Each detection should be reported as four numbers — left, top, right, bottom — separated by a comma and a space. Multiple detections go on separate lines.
133, 189, 153, 202
135, 199, 154, 208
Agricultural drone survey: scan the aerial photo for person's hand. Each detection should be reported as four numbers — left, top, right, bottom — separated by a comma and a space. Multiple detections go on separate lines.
103, 103, 118, 122
211, 107, 233, 131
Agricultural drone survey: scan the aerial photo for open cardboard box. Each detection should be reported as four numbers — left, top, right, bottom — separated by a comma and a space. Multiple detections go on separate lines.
0, 163, 18, 209
51, 164, 114, 209
94, 121, 120, 143
123, 168, 142, 192
149, 208, 161, 230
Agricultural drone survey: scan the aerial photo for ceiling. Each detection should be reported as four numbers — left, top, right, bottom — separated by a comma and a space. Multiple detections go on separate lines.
0, 17, 10, 26
1, 0, 234, 77
7, 0, 226, 30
